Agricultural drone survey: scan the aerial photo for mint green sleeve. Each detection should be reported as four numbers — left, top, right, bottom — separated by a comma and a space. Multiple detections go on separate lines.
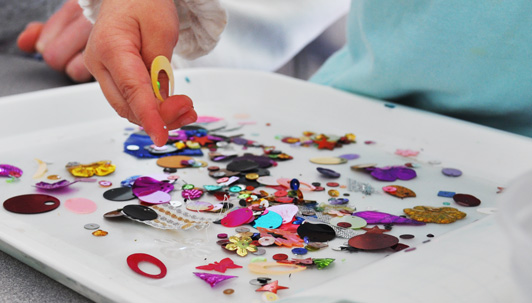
311, 0, 532, 137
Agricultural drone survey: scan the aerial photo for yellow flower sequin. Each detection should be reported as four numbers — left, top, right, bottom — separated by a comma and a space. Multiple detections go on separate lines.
225, 235, 257, 257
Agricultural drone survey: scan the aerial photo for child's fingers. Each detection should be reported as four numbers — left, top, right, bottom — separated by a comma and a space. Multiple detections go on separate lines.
36, 0, 82, 53
99, 47, 170, 146
66, 53, 92, 83
160, 95, 196, 128
42, 15, 92, 72
17, 22, 44, 53
165, 108, 198, 131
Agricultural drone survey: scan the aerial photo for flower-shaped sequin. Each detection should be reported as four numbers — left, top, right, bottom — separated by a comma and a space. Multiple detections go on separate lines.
225, 235, 257, 257
403, 206, 466, 224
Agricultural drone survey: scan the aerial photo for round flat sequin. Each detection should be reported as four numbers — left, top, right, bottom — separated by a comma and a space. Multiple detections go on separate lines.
262, 292, 279, 302
339, 154, 360, 160
221, 208, 254, 227
309, 157, 347, 165
291, 248, 308, 255
258, 236, 276, 246
126, 145, 140, 151
453, 193, 481, 207
103, 209, 123, 218
122, 205, 158, 221
351, 163, 377, 170
442, 168, 462, 177
223, 289, 234, 295
84, 223, 100, 230
329, 215, 367, 229
65, 198, 98, 214
297, 223, 336, 242
272, 254, 288, 261
400, 234, 415, 239
3, 194, 60, 214
145, 144, 178, 155
246, 173, 259, 180
156, 155, 193, 168
236, 227, 250, 233
253, 211, 283, 229
138, 191, 171, 204
186, 201, 214, 212
103, 187, 136, 201
250, 277, 272, 286
348, 233, 399, 250
227, 159, 259, 172
98, 180, 113, 187
252, 247, 266, 256
327, 189, 340, 197
317, 167, 341, 178
257, 176, 279, 186
326, 182, 340, 187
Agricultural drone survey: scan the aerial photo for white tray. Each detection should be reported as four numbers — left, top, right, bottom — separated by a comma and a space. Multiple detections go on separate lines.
0, 69, 530, 303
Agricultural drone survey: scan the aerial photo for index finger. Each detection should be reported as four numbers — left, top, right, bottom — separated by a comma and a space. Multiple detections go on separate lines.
102, 48, 169, 146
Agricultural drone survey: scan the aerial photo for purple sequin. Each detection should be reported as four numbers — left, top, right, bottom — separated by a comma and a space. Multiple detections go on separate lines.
132, 176, 174, 197
182, 189, 203, 200
353, 211, 425, 225
367, 166, 416, 181
35, 180, 77, 190
0, 164, 23, 178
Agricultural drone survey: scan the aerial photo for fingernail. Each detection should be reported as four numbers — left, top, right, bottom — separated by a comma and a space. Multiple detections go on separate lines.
177, 105, 193, 117
35, 40, 45, 53
180, 114, 197, 126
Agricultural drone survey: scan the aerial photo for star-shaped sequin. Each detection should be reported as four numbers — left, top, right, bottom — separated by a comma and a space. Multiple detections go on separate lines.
192, 136, 213, 146
314, 137, 336, 150
361, 226, 390, 234
256, 280, 289, 294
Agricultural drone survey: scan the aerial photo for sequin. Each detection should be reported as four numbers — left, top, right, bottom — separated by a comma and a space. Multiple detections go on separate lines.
193, 272, 236, 287
403, 206, 466, 224
256, 280, 289, 294
66, 161, 116, 178
313, 258, 335, 269
223, 289, 234, 295
453, 193, 481, 207
225, 235, 258, 257
92, 230, 108, 237
0, 164, 23, 178
150, 55, 174, 102
196, 258, 242, 273
328, 189, 340, 197
382, 185, 416, 199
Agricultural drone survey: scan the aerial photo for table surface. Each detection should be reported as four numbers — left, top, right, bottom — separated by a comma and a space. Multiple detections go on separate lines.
1, 68, 531, 302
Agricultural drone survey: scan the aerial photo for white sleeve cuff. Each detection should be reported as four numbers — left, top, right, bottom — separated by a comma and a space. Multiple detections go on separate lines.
78, 0, 227, 60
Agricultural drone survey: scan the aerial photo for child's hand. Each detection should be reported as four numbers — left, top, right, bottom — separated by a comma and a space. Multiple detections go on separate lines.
84, 0, 197, 146
17, 0, 93, 82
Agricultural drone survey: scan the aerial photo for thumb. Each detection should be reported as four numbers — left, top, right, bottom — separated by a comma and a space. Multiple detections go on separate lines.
137, 3, 179, 99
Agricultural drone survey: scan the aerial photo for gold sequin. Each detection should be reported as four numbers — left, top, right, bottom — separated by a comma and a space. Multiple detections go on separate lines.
403, 206, 466, 224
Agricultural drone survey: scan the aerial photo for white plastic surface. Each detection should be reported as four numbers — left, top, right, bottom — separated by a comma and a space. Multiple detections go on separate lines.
0, 69, 531, 303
